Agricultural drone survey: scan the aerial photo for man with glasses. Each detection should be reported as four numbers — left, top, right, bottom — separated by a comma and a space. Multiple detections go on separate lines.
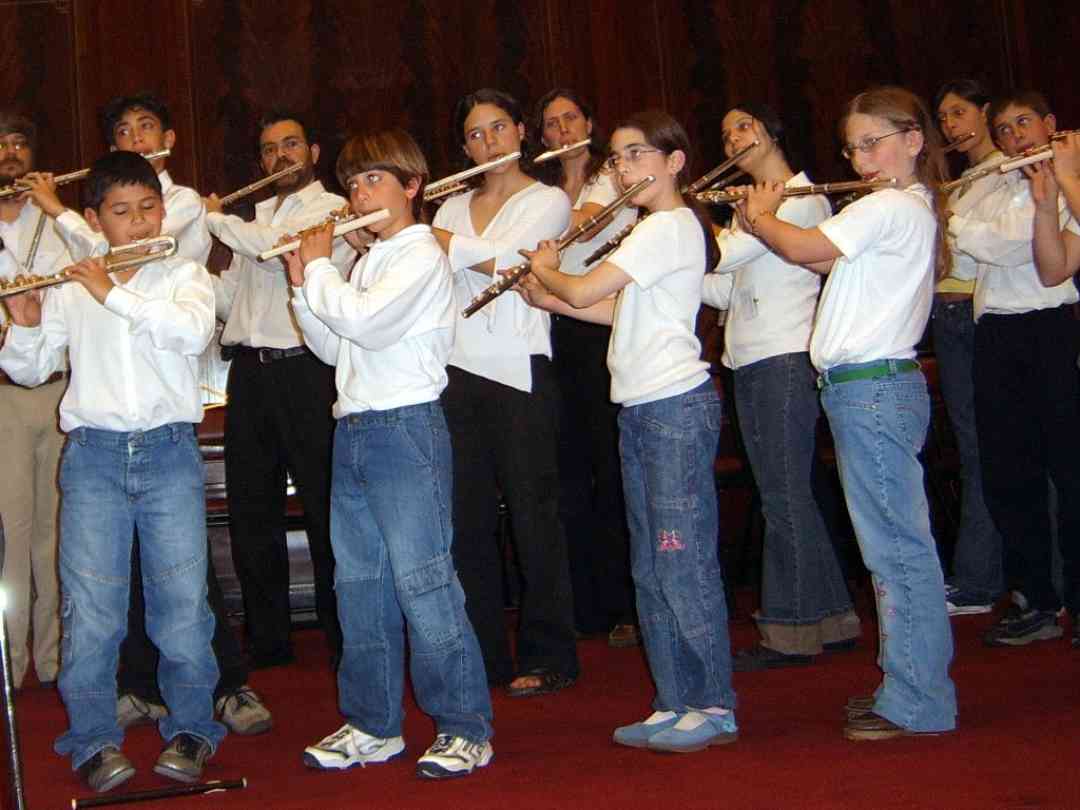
948, 90, 1080, 648
0, 110, 71, 690
203, 111, 348, 670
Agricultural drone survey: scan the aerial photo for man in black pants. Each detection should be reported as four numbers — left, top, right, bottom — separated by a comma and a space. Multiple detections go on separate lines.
204, 112, 351, 668
117, 538, 272, 735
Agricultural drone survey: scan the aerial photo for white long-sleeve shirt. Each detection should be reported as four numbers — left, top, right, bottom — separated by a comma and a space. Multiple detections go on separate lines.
701, 171, 829, 369
949, 172, 1080, 320
937, 150, 1008, 292
291, 224, 455, 417
208, 180, 352, 349
432, 182, 571, 392
0, 200, 73, 330
0, 254, 214, 432
54, 170, 212, 265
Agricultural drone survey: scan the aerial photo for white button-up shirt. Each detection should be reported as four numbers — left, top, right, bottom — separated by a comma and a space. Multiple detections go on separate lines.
0, 253, 214, 432
208, 180, 352, 349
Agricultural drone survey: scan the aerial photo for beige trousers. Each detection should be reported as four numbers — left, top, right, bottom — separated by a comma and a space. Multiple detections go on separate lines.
0, 378, 65, 686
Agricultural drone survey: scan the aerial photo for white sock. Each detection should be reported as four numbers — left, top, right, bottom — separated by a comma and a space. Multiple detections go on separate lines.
643, 711, 677, 725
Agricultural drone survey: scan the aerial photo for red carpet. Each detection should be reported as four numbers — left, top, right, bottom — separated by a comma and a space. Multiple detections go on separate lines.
6, 604, 1080, 810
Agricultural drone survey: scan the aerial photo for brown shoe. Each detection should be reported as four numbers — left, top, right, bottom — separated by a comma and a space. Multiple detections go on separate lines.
608, 624, 641, 648
845, 694, 876, 719
844, 712, 911, 741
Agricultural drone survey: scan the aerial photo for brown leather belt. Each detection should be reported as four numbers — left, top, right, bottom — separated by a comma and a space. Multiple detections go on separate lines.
0, 370, 67, 386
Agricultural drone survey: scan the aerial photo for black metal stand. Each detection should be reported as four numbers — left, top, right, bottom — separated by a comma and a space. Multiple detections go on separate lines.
0, 517, 28, 810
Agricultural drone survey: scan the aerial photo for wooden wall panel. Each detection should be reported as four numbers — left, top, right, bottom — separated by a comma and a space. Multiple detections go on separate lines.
5, 0, 1075, 215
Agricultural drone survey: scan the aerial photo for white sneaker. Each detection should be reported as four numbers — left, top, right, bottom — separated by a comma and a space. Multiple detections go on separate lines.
215, 685, 273, 736
302, 724, 405, 770
116, 693, 168, 729
415, 734, 493, 779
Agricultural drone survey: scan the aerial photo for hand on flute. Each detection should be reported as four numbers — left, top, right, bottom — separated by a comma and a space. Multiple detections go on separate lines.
68, 257, 114, 304
1023, 159, 1060, 213
1050, 132, 1080, 182
739, 181, 785, 233
343, 226, 374, 252
3, 288, 43, 327
203, 193, 223, 215
19, 172, 66, 218
725, 184, 754, 232
518, 239, 561, 280
514, 271, 557, 311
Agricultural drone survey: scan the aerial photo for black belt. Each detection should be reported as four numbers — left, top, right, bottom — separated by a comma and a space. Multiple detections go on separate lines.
222, 345, 310, 364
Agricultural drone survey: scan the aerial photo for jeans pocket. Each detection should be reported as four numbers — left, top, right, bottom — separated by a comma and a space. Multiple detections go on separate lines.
397, 419, 435, 469
396, 553, 460, 651
892, 382, 929, 454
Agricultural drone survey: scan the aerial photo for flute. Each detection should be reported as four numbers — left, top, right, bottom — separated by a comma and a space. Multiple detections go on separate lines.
0, 149, 171, 200
683, 141, 759, 194
695, 177, 898, 205
0, 236, 177, 299
583, 221, 637, 267
943, 132, 976, 153
256, 209, 390, 261
424, 152, 522, 202
940, 130, 1079, 193
461, 175, 654, 318
533, 139, 592, 164
71, 778, 247, 808
218, 163, 303, 206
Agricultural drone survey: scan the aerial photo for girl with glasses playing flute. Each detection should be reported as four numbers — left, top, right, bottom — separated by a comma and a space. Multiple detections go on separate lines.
519, 109, 737, 754
701, 103, 861, 672
739, 86, 957, 741
532, 88, 639, 649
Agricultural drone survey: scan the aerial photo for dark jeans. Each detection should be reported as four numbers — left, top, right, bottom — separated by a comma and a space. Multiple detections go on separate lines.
931, 298, 1002, 600
732, 353, 854, 632
224, 349, 341, 663
552, 316, 633, 632
119, 535, 245, 702
442, 360, 579, 685
974, 306, 1080, 614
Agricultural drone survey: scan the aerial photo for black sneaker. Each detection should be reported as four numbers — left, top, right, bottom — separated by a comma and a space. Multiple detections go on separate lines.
732, 644, 813, 672
78, 746, 135, 793
945, 584, 993, 616
983, 606, 1063, 647
154, 733, 212, 783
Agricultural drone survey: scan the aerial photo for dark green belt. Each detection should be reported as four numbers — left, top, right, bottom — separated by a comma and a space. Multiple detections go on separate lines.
817, 359, 920, 389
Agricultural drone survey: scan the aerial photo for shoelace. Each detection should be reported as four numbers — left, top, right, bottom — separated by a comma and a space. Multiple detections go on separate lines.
222, 687, 260, 712
427, 735, 455, 755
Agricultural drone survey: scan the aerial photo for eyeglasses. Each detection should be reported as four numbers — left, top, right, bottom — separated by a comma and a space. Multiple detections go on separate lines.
0, 139, 30, 155
604, 146, 664, 171
841, 129, 910, 160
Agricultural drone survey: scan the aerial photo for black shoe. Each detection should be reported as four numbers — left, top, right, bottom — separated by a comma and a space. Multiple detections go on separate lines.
78, 746, 135, 793
983, 606, 1062, 647
154, 733, 212, 783
732, 644, 814, 672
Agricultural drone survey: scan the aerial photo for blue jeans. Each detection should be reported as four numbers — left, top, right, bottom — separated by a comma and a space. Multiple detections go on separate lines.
53, 424, 224, 769
733, 353, 855, 643
332, 402, 492, 743
820, 362, 956, 732
931, 299, 1002, 600
618, 380, 735, 712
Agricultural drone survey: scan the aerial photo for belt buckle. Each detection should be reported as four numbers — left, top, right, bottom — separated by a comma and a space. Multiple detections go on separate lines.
258, 347, 274, 364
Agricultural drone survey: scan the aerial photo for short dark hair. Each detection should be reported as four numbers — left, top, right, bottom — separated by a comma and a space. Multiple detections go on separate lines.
725, 101, 803, 173
933, 78, 993, 112
83, 150, 162, 211
0, 110, 37, 151
100, 92, 172, 147
988, 89, 1053, 130
257, 109, 313, 152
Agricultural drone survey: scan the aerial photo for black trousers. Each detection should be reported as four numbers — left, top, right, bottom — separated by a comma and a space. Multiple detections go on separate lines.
551, 315, 633, 632
974, 306, 1080, 614
224, 349, 341, 663
442, 359, 579, 685
119, 536, 242, 701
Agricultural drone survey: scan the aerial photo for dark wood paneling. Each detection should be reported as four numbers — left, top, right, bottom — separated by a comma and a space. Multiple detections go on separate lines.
7, 0, 1074, 217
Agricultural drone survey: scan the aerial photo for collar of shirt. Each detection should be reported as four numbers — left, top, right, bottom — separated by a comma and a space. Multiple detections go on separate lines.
254, 179, 329, 225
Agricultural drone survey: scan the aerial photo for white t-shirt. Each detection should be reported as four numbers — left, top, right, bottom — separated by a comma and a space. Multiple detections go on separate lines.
812, 184, 936, 371
0, 254, 214, 432
949, 172, 1080, 320
559, 170, 639, 277
291, 224, 455, 417
606, 207, 710, 405
702, 171, 829, 369
432, 181, 570, 393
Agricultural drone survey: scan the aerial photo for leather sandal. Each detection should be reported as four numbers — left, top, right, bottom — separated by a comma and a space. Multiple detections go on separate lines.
506, 668, 576, 698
